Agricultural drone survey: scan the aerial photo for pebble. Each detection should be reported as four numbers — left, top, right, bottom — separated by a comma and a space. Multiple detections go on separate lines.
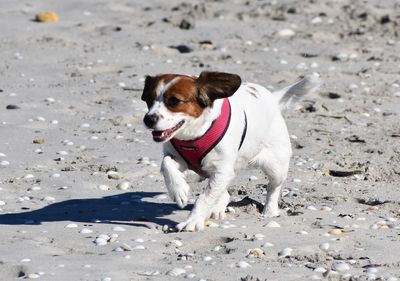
167, 268, 186, 276
332, 261, 350, 272
0, 200, 6, 206
264, 221, 280, 228
307, 205, 317, 211
101, 278, 112, 281
133, 245, 146, 250
57, 151, 68, 155
80, 228, 93, 234
98, 185, 110, 191
263, 242, 274, 247
186, 273, 196, 278
65, 223, 78, 228
109, 233, 118, 243
112, 226, 126, 232
20, 258, 31, 263
107, 171, 120, 180
23, 174, 35, 179
364, 267, 378, 274
278, 29, 295, 37
203, 256, 213, 262
171, 240, 183, 247
116, 181, 131, 190
44, 196, 55, 201
95, 238, 108, 246
321, 206, 332, 212
0, 153, 6, 157
237, 261, 251, 268
314, 267, 327, 273
278, 248, 292, 257
319, 243, 330, 251
27, 273, 40, 279
254, 233, 265, 240
0, 160, 9, 166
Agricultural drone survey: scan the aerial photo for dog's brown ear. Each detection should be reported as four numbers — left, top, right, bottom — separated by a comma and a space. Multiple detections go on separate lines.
141, 75, 157, 107
195, 71, 241, 107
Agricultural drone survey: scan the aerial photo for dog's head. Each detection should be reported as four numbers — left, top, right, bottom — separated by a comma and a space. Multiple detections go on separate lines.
141, 71, 241, 142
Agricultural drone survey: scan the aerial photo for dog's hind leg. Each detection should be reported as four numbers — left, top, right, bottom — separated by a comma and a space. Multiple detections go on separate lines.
251, 147, 291, 217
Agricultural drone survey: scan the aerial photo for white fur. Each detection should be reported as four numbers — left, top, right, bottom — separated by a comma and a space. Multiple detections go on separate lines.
154, 76, 320, 231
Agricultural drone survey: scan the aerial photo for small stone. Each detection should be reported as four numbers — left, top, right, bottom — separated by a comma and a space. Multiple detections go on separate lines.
314, 267, 327, 273
264, 221, 280, 228
112, 226, 126, 232
101, 278, 112, 281
171, 240, 183, 247
43, 196, 55, 201
109, 233, 118, 243
35, 11, 59, 23
186, 273, 196, 279
237, 261, 251, 268
0, 160, 10, 166
23, 174, 35, 179
364, 267, 378, 274
167, 267, 186, 276
278, 29, 295, 37
319, 243, 330, 251
116, 181, 131, 190
332, 261, 350, 272
33, 139, 45, 144
254, 233, 265, 240
203, 256, 213, 261
328, 229, 342, 235
80, 228, 93, 234
65, 223, 78, 228
133, 245, 145, 250
368, 206, 379, 212
107, 171, 120, 180
120, 244, 132, 251
307, 205, 317, 211
6, 104, 20, 110
98, 185, 110, 191
0, 200, 5, 206
27, 273, 40, 279
321, 206, 332, 212
263, 242, 274, 247
95, 238, 108, 246
278, 248, 292, 257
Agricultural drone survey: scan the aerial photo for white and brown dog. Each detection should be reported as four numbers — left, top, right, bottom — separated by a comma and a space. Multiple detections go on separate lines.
141, 72, 320, 231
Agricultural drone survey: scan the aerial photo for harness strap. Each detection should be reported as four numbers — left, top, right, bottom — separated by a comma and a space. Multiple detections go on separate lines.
238, 111, 247, 150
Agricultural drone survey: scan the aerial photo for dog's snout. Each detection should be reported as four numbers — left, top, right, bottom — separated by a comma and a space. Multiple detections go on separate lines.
143, 114, 159, 128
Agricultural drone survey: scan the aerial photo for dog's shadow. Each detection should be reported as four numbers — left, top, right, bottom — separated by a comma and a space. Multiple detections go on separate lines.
0, 192, 188, 228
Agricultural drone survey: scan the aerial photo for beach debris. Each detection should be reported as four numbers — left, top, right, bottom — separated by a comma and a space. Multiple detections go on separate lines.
166, 267, 186, 276
6, 104, 20, 109
116, 181, 131, 190
278, 248, 292, 257
35, 12, 59, 23
247, 248, 264, 258
328, 169, 362, 177
264, 221, 281, 228
332, 261, 350, 272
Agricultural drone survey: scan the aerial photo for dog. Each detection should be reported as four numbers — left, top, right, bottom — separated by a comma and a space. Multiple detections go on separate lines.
141, 71, 320, 231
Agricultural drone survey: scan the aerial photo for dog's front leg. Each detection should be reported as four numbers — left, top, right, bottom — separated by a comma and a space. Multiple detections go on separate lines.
161, 155, 190, 208
177, 168, 234, 232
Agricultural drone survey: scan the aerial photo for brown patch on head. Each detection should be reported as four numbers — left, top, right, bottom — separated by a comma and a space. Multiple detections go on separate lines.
163, 76, 205, 117
141, 74, 178, 108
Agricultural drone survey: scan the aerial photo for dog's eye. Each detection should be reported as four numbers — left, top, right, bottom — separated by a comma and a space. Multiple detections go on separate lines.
166, 96, 181, 107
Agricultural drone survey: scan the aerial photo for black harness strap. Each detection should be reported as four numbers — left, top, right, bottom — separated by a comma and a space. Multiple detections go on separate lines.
238, 111, 247, 150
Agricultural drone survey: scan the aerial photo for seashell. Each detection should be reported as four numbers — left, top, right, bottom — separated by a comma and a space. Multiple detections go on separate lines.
35, 11, 59, 23
278, 247, 292, 257
236, 261, 251, 268
264, 221, 280, 228
328, 229, 342, 235
116, 181, 131, 190
332, 261, 350, 272
247, 248, 264, 258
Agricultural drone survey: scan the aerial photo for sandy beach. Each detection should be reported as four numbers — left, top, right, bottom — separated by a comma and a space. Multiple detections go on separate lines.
0, 0, 399, 280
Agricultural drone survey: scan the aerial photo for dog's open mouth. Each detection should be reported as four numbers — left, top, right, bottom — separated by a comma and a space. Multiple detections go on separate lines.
152, 120, 185, 142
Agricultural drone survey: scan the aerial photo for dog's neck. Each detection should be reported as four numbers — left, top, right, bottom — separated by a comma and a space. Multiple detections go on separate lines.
173, 99, 224, 141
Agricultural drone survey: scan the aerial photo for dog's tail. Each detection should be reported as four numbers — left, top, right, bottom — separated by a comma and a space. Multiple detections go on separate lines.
273, 75, 322, 110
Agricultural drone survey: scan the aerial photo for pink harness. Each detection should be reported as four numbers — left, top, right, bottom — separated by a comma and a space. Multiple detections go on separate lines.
171, 99, 247, 177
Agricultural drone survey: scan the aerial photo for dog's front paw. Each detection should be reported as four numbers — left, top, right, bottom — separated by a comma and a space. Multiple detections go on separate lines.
262, 205, 280, 218
176, 215, 205, 232
210, 191, 230, 220
169, 183, 190, 209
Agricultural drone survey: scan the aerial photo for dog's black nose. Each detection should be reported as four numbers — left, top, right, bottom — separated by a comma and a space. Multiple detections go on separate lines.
143, 114, 159, 128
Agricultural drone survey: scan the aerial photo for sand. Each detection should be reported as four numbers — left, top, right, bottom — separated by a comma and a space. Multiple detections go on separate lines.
0, 0, 399, 280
